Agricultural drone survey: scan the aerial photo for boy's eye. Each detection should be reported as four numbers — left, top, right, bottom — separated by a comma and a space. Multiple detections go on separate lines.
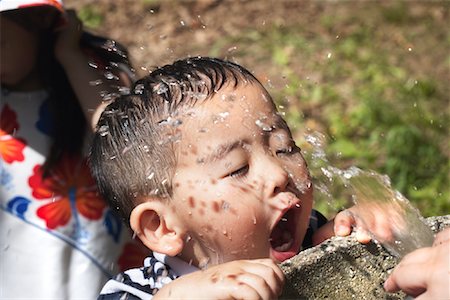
276, 145, 300, 156
227, 164, 249, 179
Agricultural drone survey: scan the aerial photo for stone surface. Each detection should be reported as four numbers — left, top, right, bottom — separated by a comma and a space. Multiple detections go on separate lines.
280, 215, 450, 299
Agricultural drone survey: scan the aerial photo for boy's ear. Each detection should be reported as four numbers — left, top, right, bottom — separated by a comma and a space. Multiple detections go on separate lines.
130, 200, 184, 257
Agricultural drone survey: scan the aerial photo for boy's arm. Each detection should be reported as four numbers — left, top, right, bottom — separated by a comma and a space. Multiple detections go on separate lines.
154, 259, 284, 300
54, 10, 115, 130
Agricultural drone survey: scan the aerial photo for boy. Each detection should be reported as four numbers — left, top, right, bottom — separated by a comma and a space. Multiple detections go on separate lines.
90, 57, 384, 299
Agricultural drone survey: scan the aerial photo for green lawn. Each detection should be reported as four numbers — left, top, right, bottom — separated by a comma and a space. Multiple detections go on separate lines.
208, 2, 449, 217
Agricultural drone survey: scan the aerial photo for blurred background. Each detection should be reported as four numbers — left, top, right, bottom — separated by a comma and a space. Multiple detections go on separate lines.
67, 0, 449, 218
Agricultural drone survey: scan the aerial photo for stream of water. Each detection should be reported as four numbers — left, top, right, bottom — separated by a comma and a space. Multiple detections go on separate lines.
305, 131, 434, 258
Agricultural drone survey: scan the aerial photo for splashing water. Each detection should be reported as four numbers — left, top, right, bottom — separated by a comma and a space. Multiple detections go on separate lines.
305, 131, 434, 258
330, 166, 433, 257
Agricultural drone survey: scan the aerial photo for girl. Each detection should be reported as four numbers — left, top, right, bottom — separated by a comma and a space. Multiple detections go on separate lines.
0, 1, 146, 298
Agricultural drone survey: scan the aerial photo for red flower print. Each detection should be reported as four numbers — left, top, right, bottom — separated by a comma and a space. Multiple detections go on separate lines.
29, 155, 106, 229
0, 104, 26, 163
118, 239, 149, 272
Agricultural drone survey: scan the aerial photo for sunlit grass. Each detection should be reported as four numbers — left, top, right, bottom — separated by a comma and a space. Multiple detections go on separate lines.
209, 3, 449, 218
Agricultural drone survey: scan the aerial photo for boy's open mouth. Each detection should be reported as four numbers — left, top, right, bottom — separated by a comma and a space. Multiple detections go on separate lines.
269, 207, 300, 261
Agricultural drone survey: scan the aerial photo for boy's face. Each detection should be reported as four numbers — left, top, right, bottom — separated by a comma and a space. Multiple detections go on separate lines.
170, 82, 313, 266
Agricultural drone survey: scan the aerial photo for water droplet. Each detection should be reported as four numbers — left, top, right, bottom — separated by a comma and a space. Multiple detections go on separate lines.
134, 83, 145, 94
255, 119, 272, 131
158, 116, 182, 127
104, 71, 119, 81
98, 125, 109, 136
118, 86, 130, 95
89, 79, 103, 86
154, 82, 169, 95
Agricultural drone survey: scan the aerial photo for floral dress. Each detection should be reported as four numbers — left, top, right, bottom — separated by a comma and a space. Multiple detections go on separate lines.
0, 88, 147, 299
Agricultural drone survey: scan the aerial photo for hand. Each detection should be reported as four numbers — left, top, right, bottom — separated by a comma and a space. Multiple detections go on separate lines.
312, 204, 399, 246
154, 259, 285, 299
384, 228, 450, 299
54, 9, 84, 64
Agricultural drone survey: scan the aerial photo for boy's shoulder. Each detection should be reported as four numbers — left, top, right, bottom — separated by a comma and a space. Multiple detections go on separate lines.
98, 253, 177, 299
98, 252, 198, 299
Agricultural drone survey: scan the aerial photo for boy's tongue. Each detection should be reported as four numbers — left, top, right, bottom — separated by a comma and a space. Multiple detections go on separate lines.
270, 211, 296, 262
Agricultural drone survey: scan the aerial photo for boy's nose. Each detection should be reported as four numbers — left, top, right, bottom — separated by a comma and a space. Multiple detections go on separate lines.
263, 157, 289, 197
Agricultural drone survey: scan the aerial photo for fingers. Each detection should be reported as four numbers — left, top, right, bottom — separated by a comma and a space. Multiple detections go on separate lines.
332, 210, 372, 243
433, 228, 450, 246
355, 228, 372, 244
251, 259, 285, 281
338, 205, 400, 244
233, 272, 277, 299
384, 262, 427, 296
241, 259, 285, 297
204, 259, 285, 300
333, 210, 353, 236
384, 247, 437, 296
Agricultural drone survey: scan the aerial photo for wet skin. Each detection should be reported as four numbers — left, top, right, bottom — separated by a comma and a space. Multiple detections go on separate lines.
168, 82, 314, 267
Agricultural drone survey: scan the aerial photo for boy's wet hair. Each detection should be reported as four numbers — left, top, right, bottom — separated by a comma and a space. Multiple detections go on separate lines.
90, 57, 261, 224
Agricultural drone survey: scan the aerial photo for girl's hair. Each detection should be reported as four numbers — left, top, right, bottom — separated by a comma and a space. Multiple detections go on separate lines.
90, 57, 264, 224
2, 7, 134, 176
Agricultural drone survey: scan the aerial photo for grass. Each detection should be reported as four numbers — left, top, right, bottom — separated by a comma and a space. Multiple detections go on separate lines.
209, 2, 449, 218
